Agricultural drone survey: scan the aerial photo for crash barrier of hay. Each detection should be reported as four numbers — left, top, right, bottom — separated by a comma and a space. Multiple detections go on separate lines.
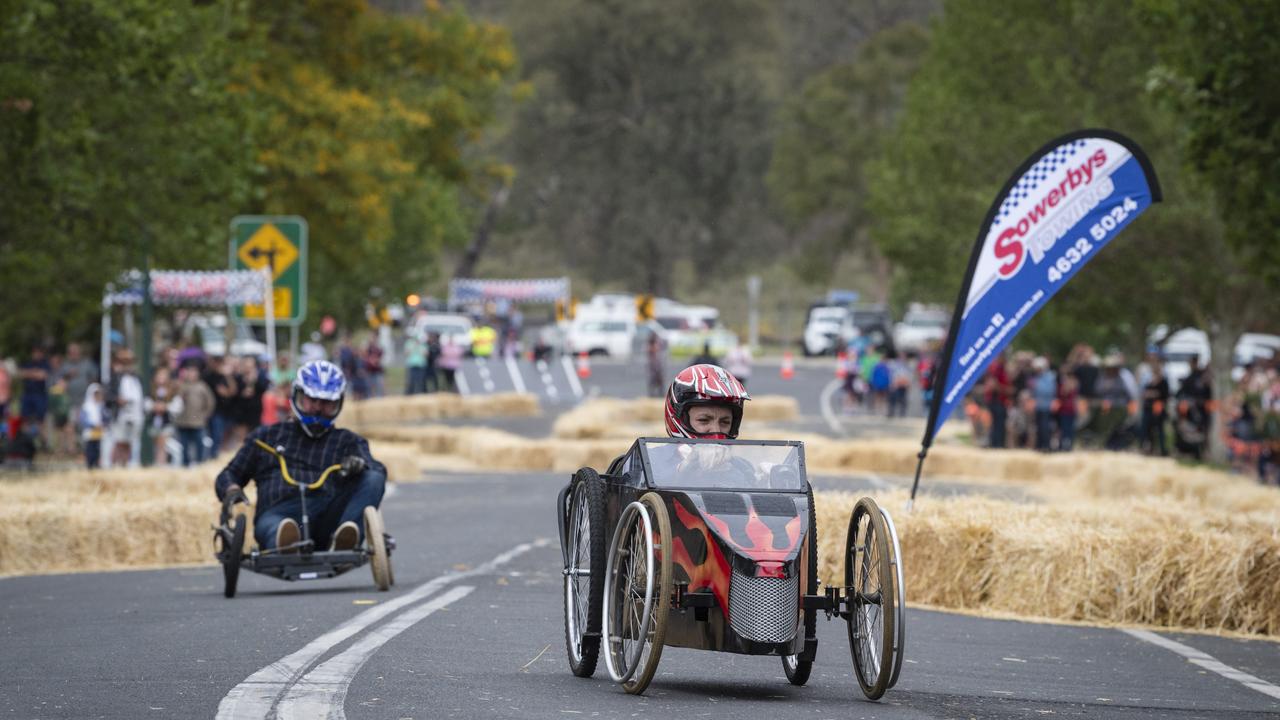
362, 425, 627, 474
0, 440, 426, 577
551, 396, 799, 439
814, 489, 1280, 637
344, 392, 539, 427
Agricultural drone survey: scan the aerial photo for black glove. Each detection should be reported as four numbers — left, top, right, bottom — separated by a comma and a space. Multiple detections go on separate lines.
341, 455, 367, 477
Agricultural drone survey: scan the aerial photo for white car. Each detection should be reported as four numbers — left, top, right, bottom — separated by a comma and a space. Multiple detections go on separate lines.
893, 306, 949, 353
411, 312, 473, 353
803, 306, 849, 356
567, 317, 635, 358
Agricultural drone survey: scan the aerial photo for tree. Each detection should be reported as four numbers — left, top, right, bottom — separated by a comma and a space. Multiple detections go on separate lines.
0, 0, 257, 349
767, 21, 929, 293
496, 0, 783, 296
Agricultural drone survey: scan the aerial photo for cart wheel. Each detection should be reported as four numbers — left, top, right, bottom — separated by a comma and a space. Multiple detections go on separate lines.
782, 485, 818, 686
221, 514, 246, 599
364, 506, 391, 592
603, 492, 672, 695
386, 535, 396, 587
845, 497, 896, 700
563, 468, 607, 677
881, 505, 906, 690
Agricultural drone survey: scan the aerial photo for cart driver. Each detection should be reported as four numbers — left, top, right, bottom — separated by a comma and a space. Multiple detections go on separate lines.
649, 364, 755, 478
215, 360, 386, 553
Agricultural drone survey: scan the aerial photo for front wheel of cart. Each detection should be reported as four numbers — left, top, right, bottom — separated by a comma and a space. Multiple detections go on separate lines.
603, 492, 672, 695
845, 497, 897, 700
782, 484, 820, 686
563, 468, 607, 677
220, 514, 246, 599
364, 506, 392, 592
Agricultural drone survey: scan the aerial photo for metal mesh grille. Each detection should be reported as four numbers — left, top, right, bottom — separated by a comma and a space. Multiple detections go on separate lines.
728, 567, 798, 643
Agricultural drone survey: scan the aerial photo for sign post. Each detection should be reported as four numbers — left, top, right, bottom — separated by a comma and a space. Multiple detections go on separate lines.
229, 216, 307, 327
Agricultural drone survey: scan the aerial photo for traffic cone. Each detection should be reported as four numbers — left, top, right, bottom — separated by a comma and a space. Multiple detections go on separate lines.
780, 351, 795, 380
576, 351, 591, 379
835, 351, 847, 379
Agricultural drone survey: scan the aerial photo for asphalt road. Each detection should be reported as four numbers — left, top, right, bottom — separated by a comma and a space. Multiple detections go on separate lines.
3, 470, 1278, 719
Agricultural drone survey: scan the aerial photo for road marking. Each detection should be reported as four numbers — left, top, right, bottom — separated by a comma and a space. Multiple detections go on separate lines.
561, 355, 584, 400
455, 367, 470, 396
216, 539, 548, 719
505, 355, 527, 394
1123, 629, 1280, 701
819, 379, 845, 436
276, 586, 475, 720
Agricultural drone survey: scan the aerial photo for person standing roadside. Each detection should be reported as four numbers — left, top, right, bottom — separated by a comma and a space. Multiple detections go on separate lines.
404, 331, 427, 395
984, 356, 1012, 448
646, 333, 667, 398
0, 359, 10, 426
19, 346, 51, 448
174, 363, 214, 465
78, 383, 107, 469
107, 350, 143, 467
364, 337, 385, 398
1031, 356, 1057, 451
55, 342, 98, 456
438, 335, 463, 393
724, 342, 753, 389
1140, 359, 1170, 456
425, 332, 441, 393
203, 356, 236, 457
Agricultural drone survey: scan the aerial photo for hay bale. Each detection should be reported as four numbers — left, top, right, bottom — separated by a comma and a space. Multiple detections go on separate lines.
346, 392, 538, 428
814, 490, 1280, 636
552, 395, 799, 439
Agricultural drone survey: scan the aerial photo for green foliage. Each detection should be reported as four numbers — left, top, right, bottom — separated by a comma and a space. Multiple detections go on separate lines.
861, 0, 1259, 357
497, 0, 783, 295
0, 0, 257, 347
768, 22, 929, 284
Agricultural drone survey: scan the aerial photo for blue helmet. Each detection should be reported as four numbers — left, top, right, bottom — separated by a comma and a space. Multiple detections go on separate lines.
291, 360, 347, 437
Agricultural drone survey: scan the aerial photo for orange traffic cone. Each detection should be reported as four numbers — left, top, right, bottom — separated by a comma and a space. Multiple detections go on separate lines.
780, 351, 795, 380
835, 351, 848, 379
576, 351, 591, 379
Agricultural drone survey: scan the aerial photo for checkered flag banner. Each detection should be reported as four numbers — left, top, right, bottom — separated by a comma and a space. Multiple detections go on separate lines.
921, 129, 1162, 453
448, 277, 570, 305
105, 270, 269, 307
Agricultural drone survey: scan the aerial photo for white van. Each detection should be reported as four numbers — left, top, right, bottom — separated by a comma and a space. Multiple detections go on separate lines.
567, 316, 635, 358
803, 306, 848, 356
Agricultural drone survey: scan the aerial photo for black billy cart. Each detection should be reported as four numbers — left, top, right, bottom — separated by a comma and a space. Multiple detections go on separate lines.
556, 437, 905, 699
214, 439, 395, 598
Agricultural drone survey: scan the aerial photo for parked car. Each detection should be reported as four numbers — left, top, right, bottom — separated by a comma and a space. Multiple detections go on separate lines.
190, 313, 269, 358
893, 305, 949, 353
803, 306, 848, 356
567, 316, 636, 358
411, 312, 473, 353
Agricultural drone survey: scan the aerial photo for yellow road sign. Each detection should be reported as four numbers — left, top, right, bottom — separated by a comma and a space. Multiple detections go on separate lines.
243, 287, 293, 320
237, 223, 298, 281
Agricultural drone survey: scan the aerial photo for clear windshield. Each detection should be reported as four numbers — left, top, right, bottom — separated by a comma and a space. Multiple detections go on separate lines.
640, 439, 805, 491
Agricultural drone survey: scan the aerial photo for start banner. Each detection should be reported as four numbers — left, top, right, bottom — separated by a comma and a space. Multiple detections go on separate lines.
924, 129, 1162, 447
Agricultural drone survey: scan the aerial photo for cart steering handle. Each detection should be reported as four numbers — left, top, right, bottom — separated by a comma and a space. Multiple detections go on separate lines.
254, 439, 342, 491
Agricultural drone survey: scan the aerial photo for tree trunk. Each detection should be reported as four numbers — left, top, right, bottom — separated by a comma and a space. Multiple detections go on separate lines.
1205, 323, 1239, 464
452, 185, 510, 280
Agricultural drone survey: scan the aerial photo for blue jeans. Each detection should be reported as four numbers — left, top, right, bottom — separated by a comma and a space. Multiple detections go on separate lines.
178, 427, 205, 466
253, 469, 387, 549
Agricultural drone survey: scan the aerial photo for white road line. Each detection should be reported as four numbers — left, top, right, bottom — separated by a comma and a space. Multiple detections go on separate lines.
819, 378, 844, 436
277, 586, 475, 720
455, 367, 470, 396
504, 355, 527, 394
561, 355, 584, 400
216, 539, 548, 720
1123, 629, 1280, 701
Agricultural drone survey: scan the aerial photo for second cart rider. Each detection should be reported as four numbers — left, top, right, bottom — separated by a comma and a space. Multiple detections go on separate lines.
664, 363, 751, 440
215, 360, 386, 552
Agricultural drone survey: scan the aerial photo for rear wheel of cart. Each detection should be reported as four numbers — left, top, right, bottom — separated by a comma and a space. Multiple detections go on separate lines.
603, 492, 672, 695
845, 497, 896, 700
563, 468, 607, 677
364, 506, 392, 592
782, 485, 818, 686
220, 514, 246, 599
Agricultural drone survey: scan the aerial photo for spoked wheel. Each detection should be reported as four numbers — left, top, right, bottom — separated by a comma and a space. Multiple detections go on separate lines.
845, 497, 897, 700
603, 492, 672, 695
220, 514, 246, 599
563, 468, 607, 677
364, 506, 392, 592
782, 485, 818, 686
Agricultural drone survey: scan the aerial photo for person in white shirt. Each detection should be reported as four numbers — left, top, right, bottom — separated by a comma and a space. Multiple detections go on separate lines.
107, 350, 144, 467
724, 343, 753, 388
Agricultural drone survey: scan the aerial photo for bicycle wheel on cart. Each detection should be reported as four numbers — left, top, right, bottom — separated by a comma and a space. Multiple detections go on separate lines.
603, 492, 672, 695
220, 514, 246, 599
563, 468, 607, 677
845, 497, 901, 700
364, 506, 392, 592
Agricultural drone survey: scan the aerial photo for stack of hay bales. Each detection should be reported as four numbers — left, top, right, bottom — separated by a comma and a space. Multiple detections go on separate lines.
362, 425, 626, 474
345, 392, 539, 427
551, 395, 800, 440
814, 478, 1280, 636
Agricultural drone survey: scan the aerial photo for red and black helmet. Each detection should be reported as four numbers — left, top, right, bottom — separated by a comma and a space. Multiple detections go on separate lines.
664, 363, 751, 439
